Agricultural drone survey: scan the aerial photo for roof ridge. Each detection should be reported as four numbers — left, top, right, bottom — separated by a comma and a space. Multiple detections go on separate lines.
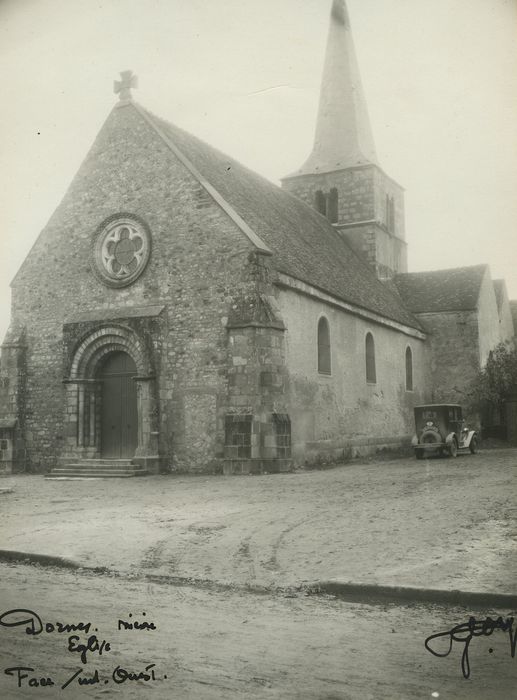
140, 105, 275, 184
396, 263, 488, 279
130, 102, 272, 255
124, 102, 422, 331
394, 264, 489, 314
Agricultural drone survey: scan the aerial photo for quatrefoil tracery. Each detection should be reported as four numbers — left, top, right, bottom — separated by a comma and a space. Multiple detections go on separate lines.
101, 224, 144, 278
93, 216, 151, 288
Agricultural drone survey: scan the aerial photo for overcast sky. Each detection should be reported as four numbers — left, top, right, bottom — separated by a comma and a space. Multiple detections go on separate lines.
1, 0, 516, 341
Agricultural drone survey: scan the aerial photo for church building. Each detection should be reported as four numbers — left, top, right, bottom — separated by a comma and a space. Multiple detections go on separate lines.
0, 0, 514, 476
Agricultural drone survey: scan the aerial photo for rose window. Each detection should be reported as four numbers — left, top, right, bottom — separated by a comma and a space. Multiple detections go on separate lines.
93, 216, 151, 287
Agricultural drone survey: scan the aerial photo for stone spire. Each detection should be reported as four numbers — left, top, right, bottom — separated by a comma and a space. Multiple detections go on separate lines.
294, 0, 378, 175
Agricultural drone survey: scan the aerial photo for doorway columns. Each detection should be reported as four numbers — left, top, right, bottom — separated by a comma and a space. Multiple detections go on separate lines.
63, 324, 157, 464
134, 375, 159, 458
63, 378, 101, 458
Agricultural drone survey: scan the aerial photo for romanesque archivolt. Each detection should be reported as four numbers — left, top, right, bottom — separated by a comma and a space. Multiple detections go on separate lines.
92, 214, 151, 288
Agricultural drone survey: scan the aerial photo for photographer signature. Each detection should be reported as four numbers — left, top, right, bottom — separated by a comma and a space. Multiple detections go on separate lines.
425, 615, 516, 678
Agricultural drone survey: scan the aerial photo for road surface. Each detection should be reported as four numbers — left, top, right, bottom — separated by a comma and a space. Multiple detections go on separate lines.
0, 563, 515, 699
1, 449, 516, 594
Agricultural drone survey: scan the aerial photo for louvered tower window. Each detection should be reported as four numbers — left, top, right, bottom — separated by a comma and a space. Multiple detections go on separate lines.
328, 188, 339, 223
315, 190, 327, 216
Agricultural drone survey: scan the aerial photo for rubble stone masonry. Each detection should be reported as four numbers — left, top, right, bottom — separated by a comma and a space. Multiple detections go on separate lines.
4, 103, 272, 472
282, 164, 407, 279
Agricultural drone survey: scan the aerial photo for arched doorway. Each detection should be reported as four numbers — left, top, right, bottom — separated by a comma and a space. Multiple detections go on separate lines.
98, 351, 138, 458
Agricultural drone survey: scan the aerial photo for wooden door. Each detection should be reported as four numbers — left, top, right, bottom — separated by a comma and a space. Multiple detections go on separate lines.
99, 352, 138, 458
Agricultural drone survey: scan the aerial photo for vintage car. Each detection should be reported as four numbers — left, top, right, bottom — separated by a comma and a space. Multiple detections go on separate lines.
411, 404, 478, 459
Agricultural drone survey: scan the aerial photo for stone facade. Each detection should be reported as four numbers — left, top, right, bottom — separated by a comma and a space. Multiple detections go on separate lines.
477, 271, 507, 365
0, 327, 27, 473
493, 281, 515, 349
3, 102, 291, 473
223, 258, 291, 474
2, 96, 510, 472
61, 311, 163, 471
415, 310, 480, 412
406, 268, 515, 425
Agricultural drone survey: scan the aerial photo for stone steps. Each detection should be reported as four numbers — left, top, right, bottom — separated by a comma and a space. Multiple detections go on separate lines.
72, 459, 137, 467
46, 459, 149, 479
56, 462, 141, 470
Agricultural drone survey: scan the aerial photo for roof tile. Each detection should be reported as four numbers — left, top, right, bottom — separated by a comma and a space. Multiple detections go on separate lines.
394, 266, 487, 313
140, 106, 422, 331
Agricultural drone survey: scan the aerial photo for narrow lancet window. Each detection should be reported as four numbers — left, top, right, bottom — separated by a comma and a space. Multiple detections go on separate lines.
318, 317, 331, 374
365, 332, 376, 383
386, 195, 395, 233
405, 346, 413, 391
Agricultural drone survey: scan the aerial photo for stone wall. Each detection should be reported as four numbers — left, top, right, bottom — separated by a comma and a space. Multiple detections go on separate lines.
281, 164, 407, 277
372, 167, 406, 242
0, 326, 26, 473
493, 282, 515, 346
0, 327, 27, 472
5, 102, 263, 472
222, 257, 291, 474
278, 284, 430, 464
415, 310, 480, 420
477, 270, 505, 366
337, 223, 407, 280
283, 166, 376, 224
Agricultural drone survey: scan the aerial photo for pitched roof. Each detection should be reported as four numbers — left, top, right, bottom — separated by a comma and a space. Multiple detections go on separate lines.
136, 104, 421, 331
393, 265, 487, 313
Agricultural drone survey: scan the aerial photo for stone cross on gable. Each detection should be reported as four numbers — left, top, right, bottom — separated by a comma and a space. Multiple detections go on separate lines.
114, 70, 138, 101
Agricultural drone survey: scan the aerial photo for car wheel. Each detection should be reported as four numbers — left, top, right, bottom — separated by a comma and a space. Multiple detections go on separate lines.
415, 449, 424, 460
448, 439, 458, 458
469, 436, 478, 454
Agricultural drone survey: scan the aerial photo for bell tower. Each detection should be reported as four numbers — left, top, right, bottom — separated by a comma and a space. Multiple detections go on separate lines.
281, 0, 407, 280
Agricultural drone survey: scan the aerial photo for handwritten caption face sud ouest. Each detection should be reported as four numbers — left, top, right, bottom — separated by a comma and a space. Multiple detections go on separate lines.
0, 608, 165, 690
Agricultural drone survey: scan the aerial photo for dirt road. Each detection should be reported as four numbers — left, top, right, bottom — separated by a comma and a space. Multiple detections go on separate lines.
0, 563, 515, 699
1, 449, 516, 593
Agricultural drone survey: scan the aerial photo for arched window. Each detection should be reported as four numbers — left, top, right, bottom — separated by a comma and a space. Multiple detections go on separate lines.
315, 190, 327, 216
365, 332, 376, 383
328, 188, 339, 223
317, 317, 331, 374
405, 346, 413, 391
